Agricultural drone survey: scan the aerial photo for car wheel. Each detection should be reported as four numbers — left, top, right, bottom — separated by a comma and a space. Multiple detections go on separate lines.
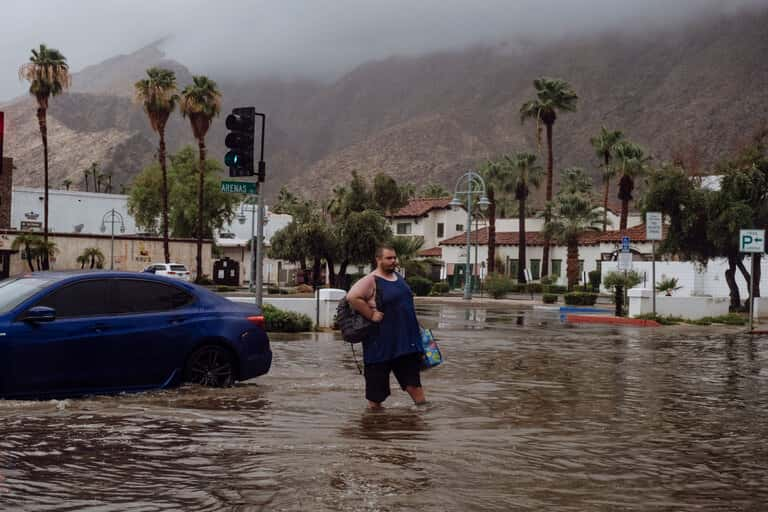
184, 345, 235, 387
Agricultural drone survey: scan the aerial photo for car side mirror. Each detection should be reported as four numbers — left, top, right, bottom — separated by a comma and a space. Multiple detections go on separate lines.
24, 306, 57, 323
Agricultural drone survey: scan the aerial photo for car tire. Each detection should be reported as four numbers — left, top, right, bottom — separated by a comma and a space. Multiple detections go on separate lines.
184, 345, 236, 387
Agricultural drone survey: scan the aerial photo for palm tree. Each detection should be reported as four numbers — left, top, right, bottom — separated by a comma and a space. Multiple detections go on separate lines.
19, 44, 71, 269
78, 247, 105, 269
390, 236, 433, 278
180, 75, 222, 282
11, 233, 42, 272
480, 158, 516, 275
33, 240, 58, 270
520, 77, 578, 277
420, 183, 449, 198
508, 152, 543, 282
61, 179, 72, 190
590, 127, 625, 231
544, 169, 602, 289
135, 67, 179, 263
612, 141, 650, 230
83, 168, 90, 192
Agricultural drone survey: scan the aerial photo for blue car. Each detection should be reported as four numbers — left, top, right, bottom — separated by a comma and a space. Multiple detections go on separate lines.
0, 271, 272, 399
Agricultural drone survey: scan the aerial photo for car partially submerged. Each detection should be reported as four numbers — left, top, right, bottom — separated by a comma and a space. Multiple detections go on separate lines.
0, 271, 272, 399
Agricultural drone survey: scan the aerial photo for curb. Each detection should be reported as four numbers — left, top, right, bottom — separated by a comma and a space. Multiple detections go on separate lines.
566, 314, 661, 327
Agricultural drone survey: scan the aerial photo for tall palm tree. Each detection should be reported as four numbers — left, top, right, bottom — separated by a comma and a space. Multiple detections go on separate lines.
420, 183, 449, 198
520, 77, 578, 277
508, 152, 543, 282
612, 141, 650, 230
544, 169, 602, 289
590, 127, 625, 231
480, 158, 516, 275
83, 168, 90, 192
180, 75, 222, 282
135, 67, 179, 263
19, 44, 71, 269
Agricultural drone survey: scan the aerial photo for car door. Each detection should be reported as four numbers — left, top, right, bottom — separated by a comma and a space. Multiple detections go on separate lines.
7, 278, 116, 396
103, 278, 200, 387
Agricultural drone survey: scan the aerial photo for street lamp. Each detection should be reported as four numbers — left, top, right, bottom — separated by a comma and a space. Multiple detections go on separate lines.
450, 171, 491, 300
100, 209, 126, 270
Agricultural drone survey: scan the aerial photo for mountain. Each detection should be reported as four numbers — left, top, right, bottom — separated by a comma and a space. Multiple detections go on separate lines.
4, 6, 768, 204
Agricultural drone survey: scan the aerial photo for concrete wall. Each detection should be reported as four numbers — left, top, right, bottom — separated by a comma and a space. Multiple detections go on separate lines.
229, 289, 345, 328
628, 288, 730, 319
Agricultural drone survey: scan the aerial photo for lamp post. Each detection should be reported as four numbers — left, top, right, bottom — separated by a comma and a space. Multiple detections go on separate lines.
237, 198, 268, 302
100, 209, 125, 270
449, 171, 491, 300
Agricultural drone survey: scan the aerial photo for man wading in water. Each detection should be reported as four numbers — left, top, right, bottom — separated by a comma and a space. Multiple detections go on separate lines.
347, 243, 426, 410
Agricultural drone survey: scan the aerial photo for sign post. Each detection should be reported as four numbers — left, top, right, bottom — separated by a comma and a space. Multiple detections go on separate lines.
740, 229, 765, 332
646, 212, 663, 316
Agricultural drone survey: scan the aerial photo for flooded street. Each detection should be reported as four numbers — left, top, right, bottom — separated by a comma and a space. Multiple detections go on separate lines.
2, 304, 768, 511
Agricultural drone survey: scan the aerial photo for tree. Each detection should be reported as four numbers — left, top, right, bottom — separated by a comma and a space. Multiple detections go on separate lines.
372, 173, 409, 218
83, 167, 90, 192
544, 168, 601, 289
11, 233, 42, 272
78, 247, 105, 269
61, 179, 72, 190
613, 141, 650, 230
128, 146, 239, 240
520, 77, 578, 277
180, 75, 222, 282
19, 44, 71, 269
420, 183, 449, 198
135, 67, 179, 263
590, 127, 625, 231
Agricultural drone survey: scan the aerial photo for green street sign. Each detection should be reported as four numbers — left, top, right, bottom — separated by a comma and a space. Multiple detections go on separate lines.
220, 180, 257, 194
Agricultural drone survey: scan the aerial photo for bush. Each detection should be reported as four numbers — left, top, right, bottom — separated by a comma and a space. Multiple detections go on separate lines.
485, 273, 514, 299
262, 303, 313, 332
215, 285, 236, 293
429, 281, 450, 296
588, 270, 602, 292
407, 275, 433, 296
564, 292, 598, 306
540, 275, 556, 286
542, 293, 558, 304
544, 284, 567, 294
703, 313, 747, 326
197, 275, 213, 286
511, 283, 527, 293
526, 283, 543, 294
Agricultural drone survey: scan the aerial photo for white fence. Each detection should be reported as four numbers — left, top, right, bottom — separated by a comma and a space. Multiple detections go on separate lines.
229, 289, 346, 328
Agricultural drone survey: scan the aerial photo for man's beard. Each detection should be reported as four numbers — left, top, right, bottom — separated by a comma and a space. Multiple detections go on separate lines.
380, 264, 396, 275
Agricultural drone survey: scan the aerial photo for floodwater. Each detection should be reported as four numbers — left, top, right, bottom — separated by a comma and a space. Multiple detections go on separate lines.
2, 304, 768, 511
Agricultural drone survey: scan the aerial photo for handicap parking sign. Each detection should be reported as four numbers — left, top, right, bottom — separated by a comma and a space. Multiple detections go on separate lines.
621, 236, 630, 252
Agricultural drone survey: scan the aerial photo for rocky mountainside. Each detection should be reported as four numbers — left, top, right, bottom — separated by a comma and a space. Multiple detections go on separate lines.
4, 6, 767, 204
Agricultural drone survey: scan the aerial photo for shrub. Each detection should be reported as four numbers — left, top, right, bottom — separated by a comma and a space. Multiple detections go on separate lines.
588, 270, 602, 291
407, 275, 433, 296
704, 313, 747, 326
485, 273, 514, 299
545, 284, 567, 294
215, 285, 236, 293
197, 275, 214, 286
262, 303, 313, 332
542, 293, 558, 304
540, 275, 556, 286
429, 281, 451, 296
656, 277, 682, 296
564, 292, 598, 306
526, 283, 543, 294
511, 283, 527, 293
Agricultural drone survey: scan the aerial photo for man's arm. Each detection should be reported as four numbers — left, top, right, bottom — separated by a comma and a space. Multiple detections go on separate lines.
347, 275, 383, 322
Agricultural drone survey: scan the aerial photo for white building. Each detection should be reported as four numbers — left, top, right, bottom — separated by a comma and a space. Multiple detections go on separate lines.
389, 197, 470, 260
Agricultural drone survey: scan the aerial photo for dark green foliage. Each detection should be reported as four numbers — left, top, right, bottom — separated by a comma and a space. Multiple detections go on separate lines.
407, 276, 433, 297
563, 292, 598, 306
634, 313, 747, 326
214, 285, 236, 292
526, 283, 544, 294
588, 270, 602, 291
542, 293, 558, 304
429, 281, 451, 296
544, 284, 567, 294
262, 303, 313, 332
485, 273, 514, 299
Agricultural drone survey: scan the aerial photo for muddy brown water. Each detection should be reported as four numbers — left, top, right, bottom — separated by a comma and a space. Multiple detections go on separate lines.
1, 305, 768, 511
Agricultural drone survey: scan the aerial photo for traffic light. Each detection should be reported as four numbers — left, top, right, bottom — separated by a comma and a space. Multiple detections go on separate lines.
224, 107, 255, 177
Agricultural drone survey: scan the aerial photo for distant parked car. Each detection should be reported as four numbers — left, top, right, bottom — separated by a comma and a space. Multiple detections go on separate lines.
0, 271, 272, 399
143, 262, 192, 281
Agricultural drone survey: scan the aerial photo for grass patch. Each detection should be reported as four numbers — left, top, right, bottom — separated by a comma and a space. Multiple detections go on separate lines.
634, 312, 747, 326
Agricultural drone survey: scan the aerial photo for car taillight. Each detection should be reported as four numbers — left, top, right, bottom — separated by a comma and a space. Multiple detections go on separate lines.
248, 315, 265, 328
168, 271, 176, 275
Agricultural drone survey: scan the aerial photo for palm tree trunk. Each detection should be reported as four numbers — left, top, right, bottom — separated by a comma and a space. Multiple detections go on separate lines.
196, 138, 206, 282
618, 174, 632, 230
620, 197, 629, 231
24, 247, 35, 272
542, 122, 554, 277
602, 154, 611, 231
37, 108, 50, 270
518, 194, 527, 283
159, 130, 171, 263
725, 255, 741, 310
487, 188, 496, 274
566, 240, 579, 290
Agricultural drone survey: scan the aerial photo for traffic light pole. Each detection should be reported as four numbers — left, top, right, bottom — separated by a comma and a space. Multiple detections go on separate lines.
254, 113, 266, 309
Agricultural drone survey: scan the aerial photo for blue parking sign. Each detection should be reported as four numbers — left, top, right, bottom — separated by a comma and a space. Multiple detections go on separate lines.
621, 236, 630, 252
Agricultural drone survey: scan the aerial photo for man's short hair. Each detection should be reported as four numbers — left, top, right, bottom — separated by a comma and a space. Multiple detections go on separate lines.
375, 243, 396, 258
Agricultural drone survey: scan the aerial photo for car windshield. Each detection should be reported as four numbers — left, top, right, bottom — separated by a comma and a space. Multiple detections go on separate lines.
170, 265, 187, 271
0, 277, 56, 313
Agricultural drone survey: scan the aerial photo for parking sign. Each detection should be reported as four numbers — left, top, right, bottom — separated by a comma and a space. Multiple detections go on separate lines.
740, 229, 765, 253
621, 236, 630, 252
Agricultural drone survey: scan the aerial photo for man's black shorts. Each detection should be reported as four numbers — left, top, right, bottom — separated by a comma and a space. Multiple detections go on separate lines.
364, 352, 422, 403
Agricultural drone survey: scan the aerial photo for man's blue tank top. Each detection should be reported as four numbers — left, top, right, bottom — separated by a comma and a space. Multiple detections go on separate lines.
363, 273, 423, 364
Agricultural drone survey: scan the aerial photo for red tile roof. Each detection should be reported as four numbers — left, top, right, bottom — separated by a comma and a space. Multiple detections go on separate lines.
392, 197, 455, 218
418, 246, 442, 257
440, 224, 666, 247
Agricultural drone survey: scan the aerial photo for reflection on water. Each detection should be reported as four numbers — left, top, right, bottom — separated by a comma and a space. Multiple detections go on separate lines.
2, 305, 768, 510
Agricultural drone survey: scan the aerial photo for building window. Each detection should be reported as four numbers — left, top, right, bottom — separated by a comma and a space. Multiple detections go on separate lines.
456, 224, 464, 232
508, 258, 519, 279
595, 260, 602, 273
530, 259, 541, 281
437, 223, 445, 238
396, 222, 412, 235
578, 260, 584, 275
551, 259, 562, 277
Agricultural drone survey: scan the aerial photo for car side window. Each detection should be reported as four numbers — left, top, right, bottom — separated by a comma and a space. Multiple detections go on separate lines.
34, 279, 111, 318
112, 279, 194, 314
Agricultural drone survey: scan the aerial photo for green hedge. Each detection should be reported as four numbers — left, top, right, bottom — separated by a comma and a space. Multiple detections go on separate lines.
526, 283, 544, 294
262, 303, 313, 332
485, 273, 514, 299
407, 275, 433, 296
544, 284, 567, 294
564, 292, 599, 306
429, 281, 451, 296
542, 293, 558, 304
635, 312, 747, 326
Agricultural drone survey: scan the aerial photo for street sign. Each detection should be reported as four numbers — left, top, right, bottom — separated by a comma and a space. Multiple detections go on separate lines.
740, 229, 765, 253
621, 236, 630, 252
618, 252, 633, 271
646, 212, 663, 240
221, 180, 257, 194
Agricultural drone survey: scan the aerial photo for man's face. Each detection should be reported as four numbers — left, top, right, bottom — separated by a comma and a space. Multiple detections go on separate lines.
377, 249, 398, 273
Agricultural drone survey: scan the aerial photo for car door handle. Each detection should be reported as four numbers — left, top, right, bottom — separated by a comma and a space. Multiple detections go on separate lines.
92, 323, 111, 333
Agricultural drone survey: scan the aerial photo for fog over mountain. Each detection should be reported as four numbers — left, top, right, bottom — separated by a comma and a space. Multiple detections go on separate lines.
1, 0, 765, 102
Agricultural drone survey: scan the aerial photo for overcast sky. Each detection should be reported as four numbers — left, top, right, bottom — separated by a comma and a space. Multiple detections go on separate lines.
1, 0, 765, 102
